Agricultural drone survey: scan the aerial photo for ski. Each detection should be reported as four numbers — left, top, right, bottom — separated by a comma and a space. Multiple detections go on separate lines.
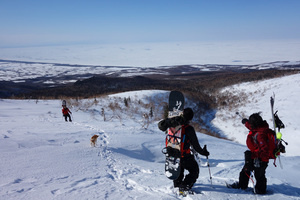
270, 93, 288, 169
270, 93, 276, 132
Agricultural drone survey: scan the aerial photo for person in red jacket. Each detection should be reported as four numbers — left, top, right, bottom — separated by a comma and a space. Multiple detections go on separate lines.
62, 105, 72, 122
228, 113, 270, 194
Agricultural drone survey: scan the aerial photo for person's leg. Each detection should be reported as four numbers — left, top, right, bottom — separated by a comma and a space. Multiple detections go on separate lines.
173, 166, 184, 188
68, 114, 72, 122
238, 168, 251, 189
181, 156, 199, 190
231, 150, 254, 189
254, 162, 268, 194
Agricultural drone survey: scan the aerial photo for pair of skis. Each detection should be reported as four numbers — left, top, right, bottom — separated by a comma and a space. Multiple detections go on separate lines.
270, 93, 288, 169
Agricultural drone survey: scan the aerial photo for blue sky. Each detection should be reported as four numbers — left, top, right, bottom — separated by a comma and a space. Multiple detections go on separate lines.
1, 0, 300, 47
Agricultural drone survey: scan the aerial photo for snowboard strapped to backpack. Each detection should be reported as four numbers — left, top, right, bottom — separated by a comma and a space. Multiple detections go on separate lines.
162, 91, 185, 180
62, 100, 67, 106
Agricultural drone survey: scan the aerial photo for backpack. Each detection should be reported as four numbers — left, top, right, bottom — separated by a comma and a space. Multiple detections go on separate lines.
253, 127, 285, 165
265, 129, 285, 159
166, 125, 190, 157
262, 129, 286, 167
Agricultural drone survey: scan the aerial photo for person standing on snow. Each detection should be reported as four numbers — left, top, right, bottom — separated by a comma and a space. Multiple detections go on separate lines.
158, 107, 210, 193
228, 113, 271, 194
62, 105, 72, 122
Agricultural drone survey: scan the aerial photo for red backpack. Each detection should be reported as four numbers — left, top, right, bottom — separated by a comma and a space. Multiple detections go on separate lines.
264, 129, 286, 166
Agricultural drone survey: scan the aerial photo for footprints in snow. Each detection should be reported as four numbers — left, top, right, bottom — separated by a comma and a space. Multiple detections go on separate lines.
3, 178, 37, 195
3, 130, 12, 139
51, 176, 101, 196
71, 121, 108, 147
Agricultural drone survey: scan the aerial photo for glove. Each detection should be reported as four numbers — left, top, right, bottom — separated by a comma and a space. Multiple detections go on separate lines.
174, 116, 185, 125
200, 145, 210, 157
158, 116, 185, 132
169, 116, 185, 127
242, 118, 248, 124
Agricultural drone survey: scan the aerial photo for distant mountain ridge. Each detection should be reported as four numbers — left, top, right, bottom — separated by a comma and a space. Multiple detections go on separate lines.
0, 59, 299, 99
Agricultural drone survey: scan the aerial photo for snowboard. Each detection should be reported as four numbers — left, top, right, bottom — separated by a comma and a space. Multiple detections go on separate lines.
62, 100, 66, 106
164, 91, 185, 180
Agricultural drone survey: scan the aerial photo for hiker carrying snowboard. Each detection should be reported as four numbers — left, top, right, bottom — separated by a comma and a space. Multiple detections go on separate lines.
158, 108, 209, 192
228, 113, 272, 194
62, 105, 72, 122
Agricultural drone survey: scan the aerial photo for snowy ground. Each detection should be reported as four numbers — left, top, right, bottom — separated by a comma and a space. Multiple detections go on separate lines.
212, 73, 300, 157
1, 76, 300, 199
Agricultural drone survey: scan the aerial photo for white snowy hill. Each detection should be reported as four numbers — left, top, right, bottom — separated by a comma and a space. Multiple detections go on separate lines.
1, 74, 300, 200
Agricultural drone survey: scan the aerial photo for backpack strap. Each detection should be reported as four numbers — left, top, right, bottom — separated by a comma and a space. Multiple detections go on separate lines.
166, 126, 182, 146
180, 125, 191, 157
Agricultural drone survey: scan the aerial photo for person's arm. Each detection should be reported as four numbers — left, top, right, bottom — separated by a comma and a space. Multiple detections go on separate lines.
187, 126, 209, 157
158, 119, 169, 131
243, 119, 252, 131
158, 116, 185, 132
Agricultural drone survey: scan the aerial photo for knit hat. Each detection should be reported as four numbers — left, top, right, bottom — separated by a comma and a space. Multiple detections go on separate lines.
249, 112, 264, 129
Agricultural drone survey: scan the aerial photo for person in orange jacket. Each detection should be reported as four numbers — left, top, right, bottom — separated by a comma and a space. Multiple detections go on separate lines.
62, 105, 72, 122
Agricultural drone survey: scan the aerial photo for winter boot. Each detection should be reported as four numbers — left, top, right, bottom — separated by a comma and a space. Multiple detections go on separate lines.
227, 181, 240, 189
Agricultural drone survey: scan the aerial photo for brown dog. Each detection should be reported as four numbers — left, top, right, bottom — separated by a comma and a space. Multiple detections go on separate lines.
90, 135, 99, 147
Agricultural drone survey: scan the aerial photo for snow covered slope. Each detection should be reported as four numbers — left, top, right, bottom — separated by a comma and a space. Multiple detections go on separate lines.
212, 73, 300, 157
1, 79, 300, 199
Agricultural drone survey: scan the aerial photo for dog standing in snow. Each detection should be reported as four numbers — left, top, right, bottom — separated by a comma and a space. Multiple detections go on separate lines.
90, 135, 99, 147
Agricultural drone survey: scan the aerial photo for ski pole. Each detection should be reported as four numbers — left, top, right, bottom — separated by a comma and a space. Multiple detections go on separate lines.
206, 156, 213, 186
236, 111, 243, 119
281, 138, 288, 145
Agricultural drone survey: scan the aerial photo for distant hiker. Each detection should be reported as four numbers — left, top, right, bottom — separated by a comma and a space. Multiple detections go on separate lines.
62, 105, 72, 122
158, 107, 210, 193
227, 113, 272, 194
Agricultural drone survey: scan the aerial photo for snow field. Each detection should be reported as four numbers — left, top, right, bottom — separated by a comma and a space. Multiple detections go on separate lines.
1, 81, 300, 199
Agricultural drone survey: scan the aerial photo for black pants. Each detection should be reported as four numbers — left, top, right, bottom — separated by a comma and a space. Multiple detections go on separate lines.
173, 155, 199, 189
239, 150, 268, 194
64, 114, 72, 122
